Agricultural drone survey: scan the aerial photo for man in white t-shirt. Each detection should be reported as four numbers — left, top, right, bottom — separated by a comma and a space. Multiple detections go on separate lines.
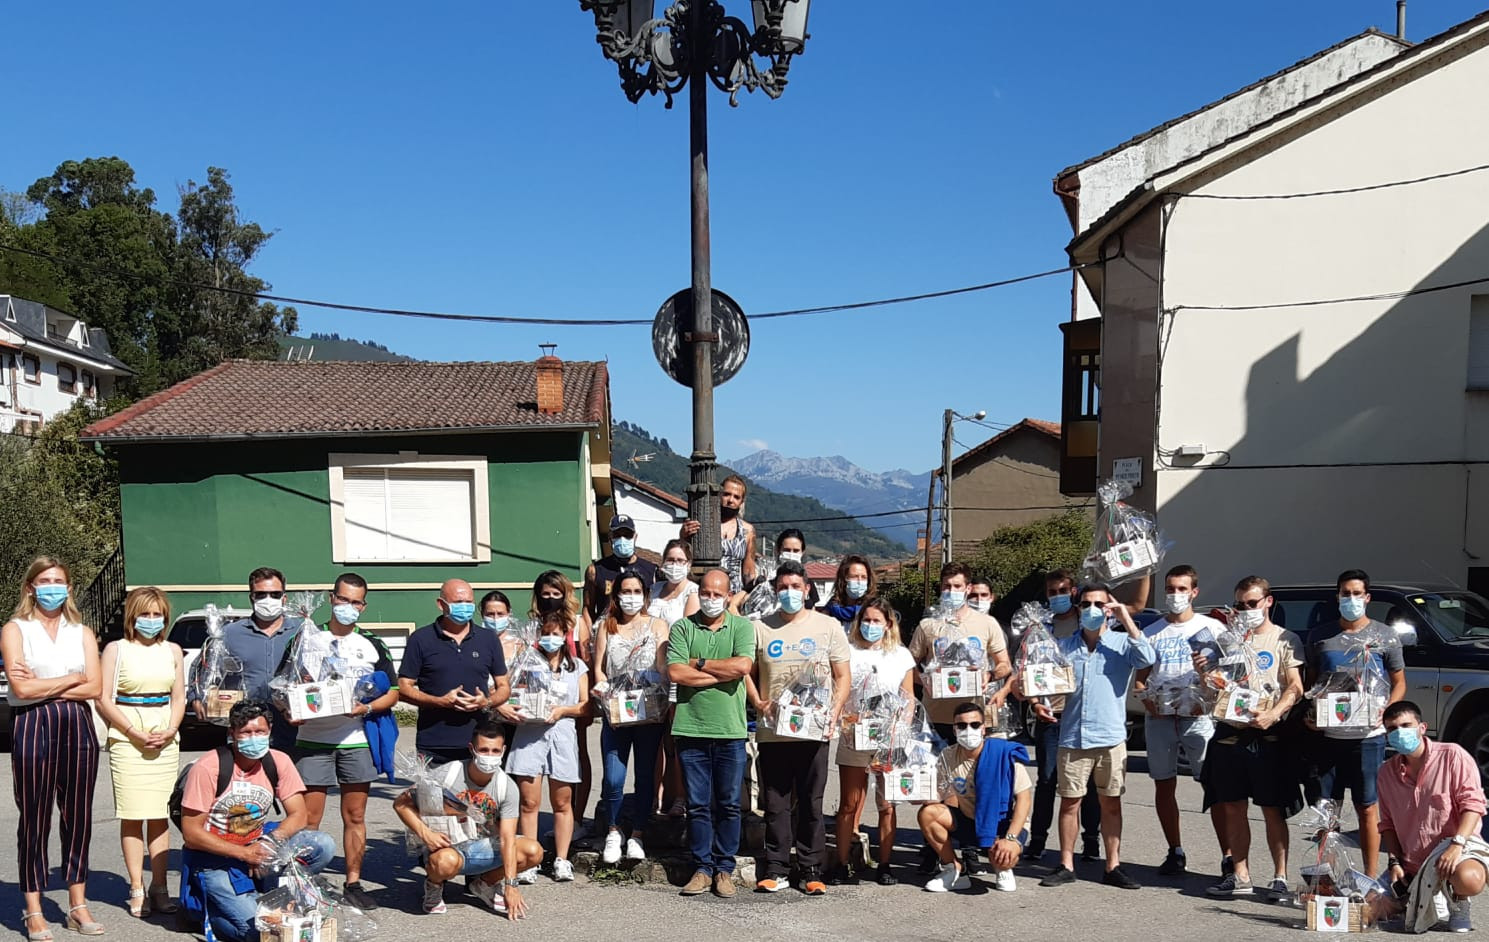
286, 573, 401, 910
1134, 564, 1229, 879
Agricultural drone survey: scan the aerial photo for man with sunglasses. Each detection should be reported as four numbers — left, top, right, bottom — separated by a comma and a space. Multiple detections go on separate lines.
918, 702, 1032, 892
196, 567, 305, 751
1201, 576, 1305, 901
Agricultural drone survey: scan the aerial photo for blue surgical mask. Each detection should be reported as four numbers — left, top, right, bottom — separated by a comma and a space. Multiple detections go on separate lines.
235, 734, 271, 760
33, 584, 69, 611
484, 616, 511, 633
846, 579, 869, 600
135, 616, 166, 638
445, 601, 476, 624
1339, 596, 1366, 621
940, 589, 966, 610
1079, 605, 1107, 632
860, 621, 886, 643
1386, 726, 1421, 755
538, 635, 565, 654
332, 604, 360, 627
612, 537, 635, 558
1049, 594, 1073, 615
778, 588, 805, 614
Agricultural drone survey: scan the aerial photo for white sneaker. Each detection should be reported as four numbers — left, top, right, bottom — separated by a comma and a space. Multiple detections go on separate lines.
516, 867, 539, 886
602, 830, 623, 864
468, 878, 507, 914
625, 837, 646, 861
1437, 892, 1453, 925
552, 857, 575, 882
924, 862, 970, 892
993, 869, 1017, 891
421, 880, 446, 914
1448, 896, 1473, 933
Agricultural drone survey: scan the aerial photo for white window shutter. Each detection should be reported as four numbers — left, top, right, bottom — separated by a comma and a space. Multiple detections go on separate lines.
343, 470, 391, 559
385, 471, 475, 560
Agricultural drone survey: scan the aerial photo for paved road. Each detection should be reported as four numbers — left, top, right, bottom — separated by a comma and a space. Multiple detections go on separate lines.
0, 728, 1368, 941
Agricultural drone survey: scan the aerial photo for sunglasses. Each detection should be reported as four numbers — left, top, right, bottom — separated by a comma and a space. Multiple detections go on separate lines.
953, 721, 984, 731
1234, 597, 1266, 610
251, 590, 285, 600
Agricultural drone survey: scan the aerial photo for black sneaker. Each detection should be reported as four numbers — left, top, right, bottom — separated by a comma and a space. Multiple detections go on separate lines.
1021, 841, 1046, 862
1040, 866, 1077, 887
342, 882, 379, 911
1081, 837, 1102, 862
960, 848, 985, 876
1103, 866, 1142, 890
1206, 873, 1253, 897
1221, 855, 1235, 877
1157, 848, 1188, 876
825, 864, 858, 886
916, 846, 941, 877
875, 865, 898, 886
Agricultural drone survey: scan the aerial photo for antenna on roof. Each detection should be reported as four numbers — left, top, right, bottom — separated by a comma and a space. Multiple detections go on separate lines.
539, 343, 557, 358
1396, 0, 1406, 40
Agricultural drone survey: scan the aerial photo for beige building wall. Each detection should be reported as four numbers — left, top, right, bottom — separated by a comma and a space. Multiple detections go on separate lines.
951, 428, 1089, 557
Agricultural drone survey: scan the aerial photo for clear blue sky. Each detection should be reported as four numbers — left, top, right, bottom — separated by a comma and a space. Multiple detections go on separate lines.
4, 1, 1481, 473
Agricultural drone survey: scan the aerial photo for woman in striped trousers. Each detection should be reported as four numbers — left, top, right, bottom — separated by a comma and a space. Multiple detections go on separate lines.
2, 557, 104, 940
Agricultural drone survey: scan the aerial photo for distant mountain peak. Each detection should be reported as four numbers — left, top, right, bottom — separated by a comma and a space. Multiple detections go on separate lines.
727, 449, 934, 544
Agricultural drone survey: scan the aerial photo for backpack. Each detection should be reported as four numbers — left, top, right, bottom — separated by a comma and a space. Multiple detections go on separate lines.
169, 745, 282, 832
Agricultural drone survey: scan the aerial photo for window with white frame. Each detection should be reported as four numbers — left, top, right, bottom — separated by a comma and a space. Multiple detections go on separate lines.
57, 362, 77, 393
328, 454, 491, 563
81, 370, 96, 397
21, 354, 40, 384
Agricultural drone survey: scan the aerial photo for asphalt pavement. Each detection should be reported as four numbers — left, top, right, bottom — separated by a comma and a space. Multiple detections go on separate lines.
0, 727, 1373, 941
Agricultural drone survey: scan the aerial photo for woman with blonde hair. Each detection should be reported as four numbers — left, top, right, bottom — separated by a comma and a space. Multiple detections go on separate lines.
96, 587, 186, 917
2, 557, 104, 939
829, 597, 915, 886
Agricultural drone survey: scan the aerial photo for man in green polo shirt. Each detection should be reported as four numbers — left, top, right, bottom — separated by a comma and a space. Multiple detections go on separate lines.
668, 569, 755, 899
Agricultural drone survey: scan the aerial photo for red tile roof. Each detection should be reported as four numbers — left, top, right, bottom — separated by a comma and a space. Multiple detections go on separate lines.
951, 418, 1061, 472
81, 359, 610, 442
804, 562, 839, 581
612, 468, 688, 512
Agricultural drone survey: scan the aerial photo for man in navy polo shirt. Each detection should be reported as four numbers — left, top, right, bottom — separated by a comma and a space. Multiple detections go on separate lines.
398, 578, 511, 764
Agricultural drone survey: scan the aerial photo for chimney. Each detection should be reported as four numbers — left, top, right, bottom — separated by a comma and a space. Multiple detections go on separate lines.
536, 344, 563, 415
1397, 0, 1406, 40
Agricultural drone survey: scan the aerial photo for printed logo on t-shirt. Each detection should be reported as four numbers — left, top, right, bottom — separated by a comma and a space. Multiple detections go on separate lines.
459, 788, 502, 840
1256, 651, 1275, 670
952, 776, 969, 795
208, 779, 275, 845
766, 636, 817, 660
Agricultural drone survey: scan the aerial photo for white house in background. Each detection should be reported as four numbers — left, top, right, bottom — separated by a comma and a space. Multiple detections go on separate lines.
611, 468, 689, 554
1, 295, 132, 432
1051, 11, 1489, 597
805, 562, 837, 607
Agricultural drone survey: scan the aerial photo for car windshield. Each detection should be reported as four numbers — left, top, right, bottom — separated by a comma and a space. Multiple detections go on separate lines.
1407, 593, 1489, 641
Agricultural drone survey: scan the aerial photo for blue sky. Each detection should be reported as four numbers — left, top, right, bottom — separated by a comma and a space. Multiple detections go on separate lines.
4, 1, 1482, 473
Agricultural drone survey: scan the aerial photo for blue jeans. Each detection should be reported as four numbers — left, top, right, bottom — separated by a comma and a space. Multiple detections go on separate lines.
598, 720, 664, 835
677, 736, 746, 876
194, 829, 335, 942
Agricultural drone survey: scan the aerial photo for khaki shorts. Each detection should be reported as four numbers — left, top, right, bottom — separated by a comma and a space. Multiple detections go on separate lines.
1056, 744, 1127, 798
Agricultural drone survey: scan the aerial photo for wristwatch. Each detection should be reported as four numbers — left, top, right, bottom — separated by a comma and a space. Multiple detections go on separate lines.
502, 878, 522, 889
1452, 836, 1468, 847
695, 657, 707, 670
1003, 833, 1026, 847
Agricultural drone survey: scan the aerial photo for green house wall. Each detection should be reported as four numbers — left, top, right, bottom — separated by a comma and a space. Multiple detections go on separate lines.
114, 431, 597, 628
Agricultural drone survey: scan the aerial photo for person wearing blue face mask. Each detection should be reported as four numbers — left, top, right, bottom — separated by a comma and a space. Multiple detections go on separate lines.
398, 579, 509, 766
97, 587, 187, 918
1303, 569, 1407, 881
581, 515, 660, 628
1032, 584, 1154, 891
178, 700, 334, 942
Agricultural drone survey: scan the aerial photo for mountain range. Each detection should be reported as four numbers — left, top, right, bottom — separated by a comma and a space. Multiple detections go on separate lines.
729, 450, 934, 546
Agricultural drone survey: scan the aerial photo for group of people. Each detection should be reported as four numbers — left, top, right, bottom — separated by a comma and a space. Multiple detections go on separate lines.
3, 485, 1485, 936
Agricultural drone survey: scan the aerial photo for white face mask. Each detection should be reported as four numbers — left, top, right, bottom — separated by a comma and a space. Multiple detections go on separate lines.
1232, 608, 1265, 632
472, 752, 503, 774
699, 596, 726, 618
1165, 592, 1192, 615
618, 593, 645, 616
969, 598, 991, 615
661, 562, 689, 584
254, 596, 284, 621
779, 551, 803, 564
955, 726, 983, 750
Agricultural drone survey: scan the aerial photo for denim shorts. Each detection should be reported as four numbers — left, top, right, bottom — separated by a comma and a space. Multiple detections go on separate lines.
451, 838, 503, 876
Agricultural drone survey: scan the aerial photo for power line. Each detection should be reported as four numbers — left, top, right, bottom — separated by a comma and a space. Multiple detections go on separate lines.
0, 241, 1087, 328
1176, 161, 1489, 201
1170, 272, 1489, 314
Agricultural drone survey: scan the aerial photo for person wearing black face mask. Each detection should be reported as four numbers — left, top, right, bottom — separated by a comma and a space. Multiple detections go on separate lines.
679, 475, 756, 594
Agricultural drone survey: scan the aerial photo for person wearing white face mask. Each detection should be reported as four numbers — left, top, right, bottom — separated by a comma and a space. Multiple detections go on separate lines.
393, 720, 543, 919
1133, 564, 1229, 880
592, 574, 671, 864
745, 561, 852, 895
1201, 576, 1305, 901
646, 540, 699, 819
908, 563, 1012, 745
967, 579, 997, 618
97, 586, 187, 918
918, 701, 1033, 893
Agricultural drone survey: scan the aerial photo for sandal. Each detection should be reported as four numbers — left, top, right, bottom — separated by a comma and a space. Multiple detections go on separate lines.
21, 911, 53, 942
666, 798, 687, 818
146, 887, 176, 916
64, 906, 103, 936
126, 889, 146, 920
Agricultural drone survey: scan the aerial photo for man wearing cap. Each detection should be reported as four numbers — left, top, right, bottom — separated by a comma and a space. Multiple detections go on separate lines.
582, 514, 661, 626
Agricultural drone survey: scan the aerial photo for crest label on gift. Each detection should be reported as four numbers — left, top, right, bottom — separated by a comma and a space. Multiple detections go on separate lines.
286, 679, 354, 722
930, 667, 977, 700
884, 765, 937, 803
853, 717, 890, 751
1020, 663, 1075, 697
1306, 895, 1365, 933
1314, 693, 1381, 730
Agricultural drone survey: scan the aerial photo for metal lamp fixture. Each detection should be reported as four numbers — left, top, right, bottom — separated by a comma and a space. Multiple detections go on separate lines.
580, 0, 811, 106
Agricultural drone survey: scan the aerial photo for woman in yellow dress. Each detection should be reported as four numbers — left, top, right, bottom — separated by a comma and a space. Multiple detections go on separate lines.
96, 587, 186, 918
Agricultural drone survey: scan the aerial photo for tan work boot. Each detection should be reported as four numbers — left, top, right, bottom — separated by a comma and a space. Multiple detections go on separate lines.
714, 872, 736, 898
681, 870, 712, 896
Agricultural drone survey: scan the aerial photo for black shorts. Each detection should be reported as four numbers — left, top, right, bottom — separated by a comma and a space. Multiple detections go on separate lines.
1200, 730, 1304, 815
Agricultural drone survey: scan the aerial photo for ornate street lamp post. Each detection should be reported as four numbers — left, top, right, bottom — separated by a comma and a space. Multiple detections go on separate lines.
579, 0, 811, 574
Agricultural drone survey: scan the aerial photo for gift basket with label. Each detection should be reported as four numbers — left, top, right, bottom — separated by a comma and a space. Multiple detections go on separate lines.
872, 703, 940, 803
1082, 481, 1164, 586
1192, 624, 1280, 726
596, 639, 668, 727
923, 614, 985, 701
1305, 625, 1400, 731
192, 604, 246, 724
845, 670, 908, 752
268, 595, 360, 722
507, 624, 558, 725
1012, 604, 1075, 699
771, 656, 833, 742
1294, 799, 1395, 932
393, 751, 490, 856
254, 831, 378, 942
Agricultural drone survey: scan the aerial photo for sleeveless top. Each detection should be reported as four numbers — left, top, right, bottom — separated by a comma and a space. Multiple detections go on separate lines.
587, 555, 660, 621
603, 619, 664, 678
7, 616, 88, 707
648, 582, 698, 626
108, 639, 178, 741
720, 520, 751, 593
